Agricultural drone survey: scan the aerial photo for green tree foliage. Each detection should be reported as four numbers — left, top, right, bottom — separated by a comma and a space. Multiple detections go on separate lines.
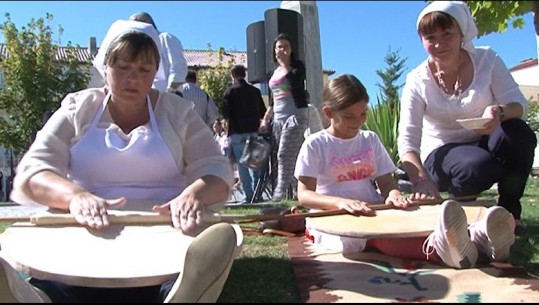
198, 46, 235, 117
0, 12, 90, 154
466, 1, 537, 36
363, 97, 401, 166
426, 1, 539, 37
363, 48, 407, 166
375, 47, 407, 110
527, 97, 539, 133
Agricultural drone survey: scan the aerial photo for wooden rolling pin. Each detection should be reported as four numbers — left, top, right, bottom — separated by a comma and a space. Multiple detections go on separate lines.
0, 196, 494, 226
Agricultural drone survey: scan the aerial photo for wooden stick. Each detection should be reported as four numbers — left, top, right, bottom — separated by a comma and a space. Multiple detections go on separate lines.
0, 195, 494, 226
257, 195, 492, 223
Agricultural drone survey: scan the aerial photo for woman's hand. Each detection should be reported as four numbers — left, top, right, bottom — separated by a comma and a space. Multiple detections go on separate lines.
385, 190, 413, 208
258, 122, 269, 134
336, 199, 375, 217
475, 105, 502, 135
410, 178, 441, 201
153, 191, 206, 235
69, 192, 126, 229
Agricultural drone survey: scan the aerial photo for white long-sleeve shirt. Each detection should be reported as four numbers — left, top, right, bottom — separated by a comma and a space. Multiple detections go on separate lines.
397, 46, 528, 162
154, 32, 188, 91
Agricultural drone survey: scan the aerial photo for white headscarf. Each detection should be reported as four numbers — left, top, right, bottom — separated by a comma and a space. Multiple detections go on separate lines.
92, 19, 166, 85
416, 1, 478, 54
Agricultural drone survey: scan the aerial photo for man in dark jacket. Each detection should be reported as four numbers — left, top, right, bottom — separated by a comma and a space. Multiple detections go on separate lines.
222, 65, 267, 203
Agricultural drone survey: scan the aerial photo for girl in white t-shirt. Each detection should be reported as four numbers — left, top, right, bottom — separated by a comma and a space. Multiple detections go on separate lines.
294, 74, 515, 269
295, 74, 412, 254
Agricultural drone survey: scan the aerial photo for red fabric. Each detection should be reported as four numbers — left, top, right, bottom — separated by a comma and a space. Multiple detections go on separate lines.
367, 237, 440, 262
303, 229, 440, 262
304, 229, 314, 243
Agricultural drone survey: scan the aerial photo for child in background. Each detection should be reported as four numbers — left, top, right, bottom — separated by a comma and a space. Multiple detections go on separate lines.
218, 119, 240, 190
212, 119, 228, 156
294, 74, 516, 269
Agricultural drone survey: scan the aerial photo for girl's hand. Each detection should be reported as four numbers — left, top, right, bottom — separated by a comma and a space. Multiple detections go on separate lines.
336, 199, 375, 216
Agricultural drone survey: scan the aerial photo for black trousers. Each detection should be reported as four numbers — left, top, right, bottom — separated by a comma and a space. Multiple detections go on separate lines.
29, 278, 175, 303
424, 119, 536, 220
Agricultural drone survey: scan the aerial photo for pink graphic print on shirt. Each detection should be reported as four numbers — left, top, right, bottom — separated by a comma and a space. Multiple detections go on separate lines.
328, 147, 375, 182
268, 70, 291, 100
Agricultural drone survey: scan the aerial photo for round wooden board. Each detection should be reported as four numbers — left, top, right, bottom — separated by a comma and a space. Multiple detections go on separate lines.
307, 204, 488, 239
0, 210, 193, 288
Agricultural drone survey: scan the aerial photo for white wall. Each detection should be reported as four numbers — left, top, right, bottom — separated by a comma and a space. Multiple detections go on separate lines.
511, 64, 539, 102
511, 65, 539, 86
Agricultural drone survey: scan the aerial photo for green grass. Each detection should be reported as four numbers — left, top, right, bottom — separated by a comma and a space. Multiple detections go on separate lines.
1, 178, 538, 302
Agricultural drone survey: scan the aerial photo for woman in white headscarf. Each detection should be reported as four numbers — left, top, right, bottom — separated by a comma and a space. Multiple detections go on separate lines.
93, 19, 167, 90
398, 1, 534, 237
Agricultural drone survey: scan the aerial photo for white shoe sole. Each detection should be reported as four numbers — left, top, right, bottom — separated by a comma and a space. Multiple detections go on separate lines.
484, 206, 515, 261
437, 200, 478, 269
164, 223, 243, 303
0, 252, 51, 302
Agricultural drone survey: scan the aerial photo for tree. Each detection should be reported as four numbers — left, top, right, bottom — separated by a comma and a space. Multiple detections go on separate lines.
375, 47, 407, 110
363, 48, 407, 166
0, 12, 90, 155
463, 1, 538, 37
197, 46, 236, 117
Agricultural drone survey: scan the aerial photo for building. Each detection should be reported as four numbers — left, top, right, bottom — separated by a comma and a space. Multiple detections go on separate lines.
509, 57, 539, 102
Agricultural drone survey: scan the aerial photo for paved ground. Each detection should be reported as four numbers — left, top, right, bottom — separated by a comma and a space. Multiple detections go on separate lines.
0, 202, 47, 218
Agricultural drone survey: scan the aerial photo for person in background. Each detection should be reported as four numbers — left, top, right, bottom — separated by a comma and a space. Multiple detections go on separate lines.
222, 64, 267, 203
260, 33, 308, 201
295, 74, 516, 270
2, 30, 240, 303
181, 70, 219, 127
129, 11, 188, 93
221, 118, 241, 190
397, 1, 536, 235
212, 119, 229, 157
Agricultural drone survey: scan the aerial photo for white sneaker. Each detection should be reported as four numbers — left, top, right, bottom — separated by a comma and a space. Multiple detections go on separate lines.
164, 223, 243, 303
0, 252, 51, 302
469, 206, 515, 262
423, 200, 478, 269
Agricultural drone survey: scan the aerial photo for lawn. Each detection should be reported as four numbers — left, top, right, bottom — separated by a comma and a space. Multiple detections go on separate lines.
0, 177, 537, 303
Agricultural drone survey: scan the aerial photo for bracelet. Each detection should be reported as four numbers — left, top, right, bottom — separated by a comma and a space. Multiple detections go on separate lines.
498, 105, 505, 121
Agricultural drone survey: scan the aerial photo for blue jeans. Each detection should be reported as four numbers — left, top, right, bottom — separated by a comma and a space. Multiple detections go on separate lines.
229, 132, 261, 202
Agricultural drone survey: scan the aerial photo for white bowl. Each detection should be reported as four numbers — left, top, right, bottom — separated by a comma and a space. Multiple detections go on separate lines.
456, 118, 492, 130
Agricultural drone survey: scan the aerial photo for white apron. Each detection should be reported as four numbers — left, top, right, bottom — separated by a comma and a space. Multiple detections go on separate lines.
68, 93, 184, 202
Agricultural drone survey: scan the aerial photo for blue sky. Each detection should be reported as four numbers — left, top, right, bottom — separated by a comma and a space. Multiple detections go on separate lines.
0, 1, 537, 98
